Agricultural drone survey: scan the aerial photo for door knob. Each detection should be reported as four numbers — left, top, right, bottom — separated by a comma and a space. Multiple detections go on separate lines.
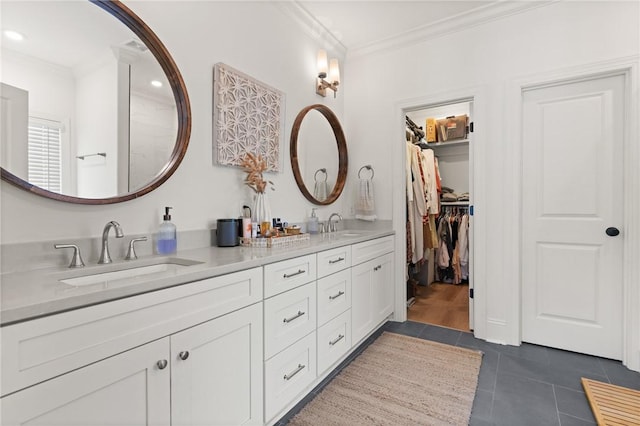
156, 359, 168, 370
178, 351, 190, 360
605, 227, 620, 237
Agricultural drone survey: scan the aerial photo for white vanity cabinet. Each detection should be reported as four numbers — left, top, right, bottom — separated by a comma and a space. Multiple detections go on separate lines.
1, 267, 264, 426
351, 236, 395, 345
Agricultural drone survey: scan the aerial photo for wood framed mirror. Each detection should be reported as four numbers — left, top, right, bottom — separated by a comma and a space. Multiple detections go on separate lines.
290, 104, 348, 205
0, 0, 191, 204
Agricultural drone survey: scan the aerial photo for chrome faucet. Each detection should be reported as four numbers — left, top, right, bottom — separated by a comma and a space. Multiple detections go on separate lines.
98, 221, 124, 264
328, 213, 343, 232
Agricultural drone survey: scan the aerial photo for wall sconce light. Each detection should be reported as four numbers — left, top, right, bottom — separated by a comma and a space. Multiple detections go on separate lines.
316, 49, 340, 98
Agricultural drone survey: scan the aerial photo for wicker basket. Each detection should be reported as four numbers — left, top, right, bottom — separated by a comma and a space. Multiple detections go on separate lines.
239, 233, 310, 248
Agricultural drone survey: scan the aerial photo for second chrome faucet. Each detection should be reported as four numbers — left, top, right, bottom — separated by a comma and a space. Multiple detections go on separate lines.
98, 221, 124, 264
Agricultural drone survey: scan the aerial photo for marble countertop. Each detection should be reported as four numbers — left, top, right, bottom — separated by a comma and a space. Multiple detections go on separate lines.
0, 229, 394, 326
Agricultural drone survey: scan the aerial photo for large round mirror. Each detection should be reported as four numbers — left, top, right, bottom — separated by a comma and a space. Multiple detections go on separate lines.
290, 104, 347, 205
0, 0, 191, 204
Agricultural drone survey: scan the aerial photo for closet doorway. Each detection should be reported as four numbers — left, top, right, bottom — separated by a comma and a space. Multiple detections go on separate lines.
404, 99, 474, 332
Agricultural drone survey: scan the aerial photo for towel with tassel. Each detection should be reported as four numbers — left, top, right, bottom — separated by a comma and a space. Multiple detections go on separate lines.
355, 175, 377, 221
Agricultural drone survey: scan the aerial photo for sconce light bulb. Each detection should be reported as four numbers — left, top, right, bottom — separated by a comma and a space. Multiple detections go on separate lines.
317, 49, 328, 77
329, 58, 340, 85
151, 80, 163, 88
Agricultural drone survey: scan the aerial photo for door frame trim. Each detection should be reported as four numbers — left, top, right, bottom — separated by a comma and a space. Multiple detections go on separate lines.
507, 56, 640, 370
392, 86, 488, 339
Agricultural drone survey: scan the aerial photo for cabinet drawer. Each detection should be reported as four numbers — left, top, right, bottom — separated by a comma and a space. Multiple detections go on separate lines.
317, 268, 351, 327
317, 310, 351, 375
1, 267, 263, 397
264, 331, 316, 422
264, 283, 317, 359
264, 255, 316, 298
317, 246, 351, 278
351, 235, 394, 266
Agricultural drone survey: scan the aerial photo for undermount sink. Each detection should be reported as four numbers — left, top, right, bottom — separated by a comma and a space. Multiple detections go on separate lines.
60, 258, 203, 287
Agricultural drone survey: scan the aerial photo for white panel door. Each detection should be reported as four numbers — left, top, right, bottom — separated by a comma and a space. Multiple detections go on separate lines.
0, 83, 29, 177
522, 73, 624, 359
171, 303, 263, 426
1, 338, 170, 426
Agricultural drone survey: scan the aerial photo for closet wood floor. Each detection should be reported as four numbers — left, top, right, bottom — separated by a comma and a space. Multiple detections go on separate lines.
408, 283, 469, 331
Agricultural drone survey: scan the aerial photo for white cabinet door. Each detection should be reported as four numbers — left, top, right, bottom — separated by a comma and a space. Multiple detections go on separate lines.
372, 252, 394, 324
351, 260, 374, 345
351, 253, 394, 345
171, 303, 263, 426
1, 338, 170, 426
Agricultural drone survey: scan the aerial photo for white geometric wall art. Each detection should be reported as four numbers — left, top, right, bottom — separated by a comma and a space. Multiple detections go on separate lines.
213, 63, 285, 172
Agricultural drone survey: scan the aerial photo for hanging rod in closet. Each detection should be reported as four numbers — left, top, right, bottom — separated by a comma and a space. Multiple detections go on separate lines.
76, 152, 106, 160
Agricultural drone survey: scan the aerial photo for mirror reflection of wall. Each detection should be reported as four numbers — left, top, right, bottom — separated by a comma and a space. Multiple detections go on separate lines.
298, 109, 339, 199
0, 0, 176, 199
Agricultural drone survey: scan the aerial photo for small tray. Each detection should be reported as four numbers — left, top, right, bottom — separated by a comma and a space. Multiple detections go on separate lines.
239, 232, 310, 248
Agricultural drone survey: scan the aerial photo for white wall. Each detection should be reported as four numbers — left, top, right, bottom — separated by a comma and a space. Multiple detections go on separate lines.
343, 1, 639, 344
75, 56, 119, 198
0, 0, 346, 244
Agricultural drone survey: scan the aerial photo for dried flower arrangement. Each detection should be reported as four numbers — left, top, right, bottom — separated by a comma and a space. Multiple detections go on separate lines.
240, 153, 274, 193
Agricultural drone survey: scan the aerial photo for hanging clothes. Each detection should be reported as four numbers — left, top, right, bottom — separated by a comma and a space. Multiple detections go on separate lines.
406, 142, 428, 264
458, 213, 470, 280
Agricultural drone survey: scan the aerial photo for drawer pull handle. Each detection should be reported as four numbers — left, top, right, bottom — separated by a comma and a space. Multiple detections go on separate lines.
284, 364, 306, 381
283, 310, 305, 323
283, 269, 305, 279
329, 334, 345, 346
374, 265, 382, 271
329, 290, 345, 300
178, 351, 190, 361
328, 257, 345, 264
156, 359, 168, 370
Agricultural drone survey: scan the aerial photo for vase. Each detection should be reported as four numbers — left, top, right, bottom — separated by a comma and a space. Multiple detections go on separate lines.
252, 191, 272, 233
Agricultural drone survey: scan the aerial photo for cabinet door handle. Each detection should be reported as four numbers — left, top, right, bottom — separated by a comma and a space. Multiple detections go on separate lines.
329, 334, 345, 346
283, 363, 305, 381
328, 257, 345, 264
283, 269, 305, 279
373, 265, 382, 271
329, 290, 345, 300
283, 310, 305, 323
178, 351, 190, 361
156, 359, 168, 370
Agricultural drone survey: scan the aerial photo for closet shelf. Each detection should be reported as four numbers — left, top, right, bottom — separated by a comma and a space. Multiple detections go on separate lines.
441, 201, 470, 206
426, 139, 469, 148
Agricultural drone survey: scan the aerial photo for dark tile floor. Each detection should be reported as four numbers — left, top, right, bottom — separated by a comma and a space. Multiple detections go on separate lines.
276, 320, 640, 426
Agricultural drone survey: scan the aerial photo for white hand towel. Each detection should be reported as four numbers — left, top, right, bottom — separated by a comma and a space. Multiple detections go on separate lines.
313, 180, 328, 201
355, 177, 377, 221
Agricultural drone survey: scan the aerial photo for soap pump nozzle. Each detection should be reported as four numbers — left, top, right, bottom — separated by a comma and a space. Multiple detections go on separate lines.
163, 206, 173, 221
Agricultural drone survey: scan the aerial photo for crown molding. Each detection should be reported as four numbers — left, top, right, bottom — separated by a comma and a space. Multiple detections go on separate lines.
348, 0, 557, 59
273, 1, 347, 57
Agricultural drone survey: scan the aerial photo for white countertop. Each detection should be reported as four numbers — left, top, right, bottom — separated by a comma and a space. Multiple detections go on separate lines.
0, 229, 394, 326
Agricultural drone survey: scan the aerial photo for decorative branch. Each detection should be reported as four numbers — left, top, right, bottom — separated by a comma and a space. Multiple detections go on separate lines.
240, 153, 274, 193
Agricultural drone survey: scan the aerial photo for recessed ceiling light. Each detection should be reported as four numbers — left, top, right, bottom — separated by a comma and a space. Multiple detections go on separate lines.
150, 80, 163, 88
4, 30, 25, 41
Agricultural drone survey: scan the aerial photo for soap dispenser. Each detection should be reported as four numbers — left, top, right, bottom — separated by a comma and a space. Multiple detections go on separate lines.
157, 207, 177, 254
307, 208, 319, 234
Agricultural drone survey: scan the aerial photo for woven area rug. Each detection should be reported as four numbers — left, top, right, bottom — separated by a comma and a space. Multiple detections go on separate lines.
289, 331, 483, 426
